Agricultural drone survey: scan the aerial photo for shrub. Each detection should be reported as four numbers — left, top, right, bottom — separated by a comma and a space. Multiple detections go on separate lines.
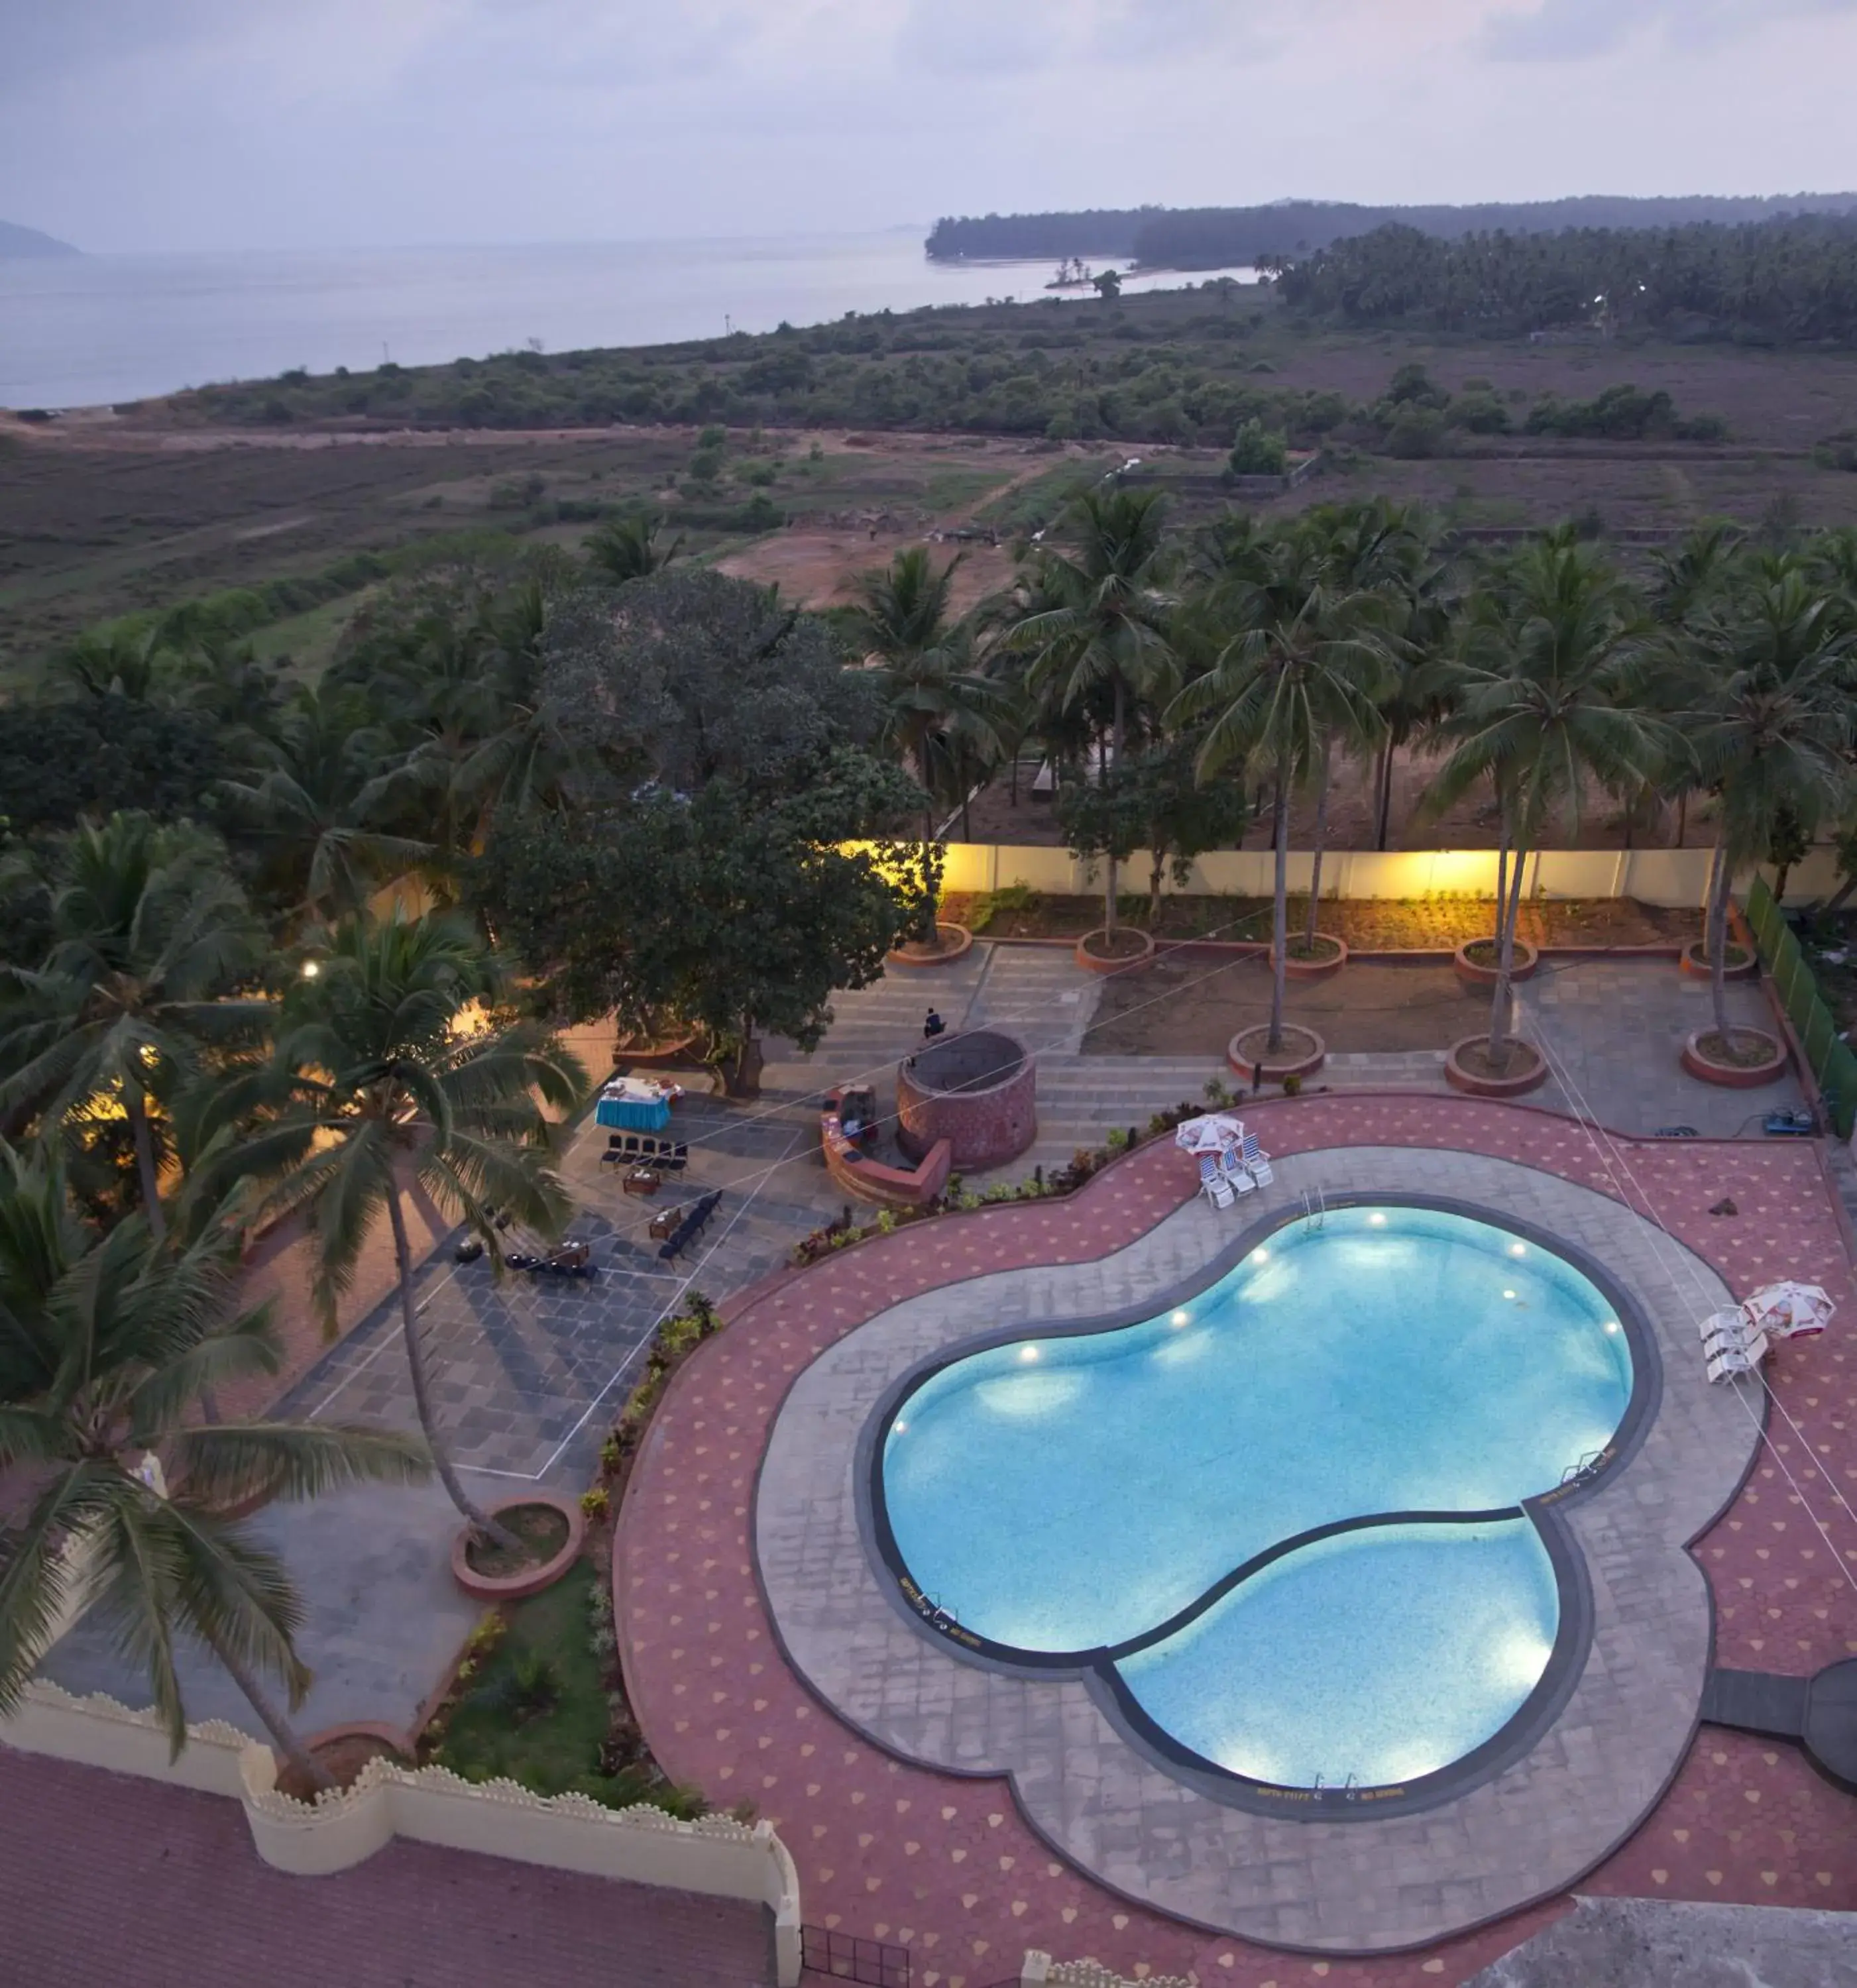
1227, 418, 1288, 478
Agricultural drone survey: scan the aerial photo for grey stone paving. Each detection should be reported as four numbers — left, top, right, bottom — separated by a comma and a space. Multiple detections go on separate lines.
1465, 1896, 1857, 1987
754, 1145, 1764, 1955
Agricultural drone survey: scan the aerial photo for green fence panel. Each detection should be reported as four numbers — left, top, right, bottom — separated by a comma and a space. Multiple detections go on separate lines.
1824, 1042, 1857, 1140
1805, 1001, 1835, 1074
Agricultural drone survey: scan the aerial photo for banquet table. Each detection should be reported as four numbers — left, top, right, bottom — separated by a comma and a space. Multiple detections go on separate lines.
596, 1079, 675, 1132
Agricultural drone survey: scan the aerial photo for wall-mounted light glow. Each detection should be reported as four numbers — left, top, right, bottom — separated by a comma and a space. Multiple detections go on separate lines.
1019, 1346, 1040, 1363
1170, 1309, 1191, 1328
301, 960, 321, 979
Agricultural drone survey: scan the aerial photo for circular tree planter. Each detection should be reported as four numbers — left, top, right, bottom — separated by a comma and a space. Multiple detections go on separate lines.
1227, 1022, 1326, 1084
451, 1493, 585, 1602
1075, 927, 1156, 975
886, 922, 974, 969
1273, 934, 1348, 981
1445, 1034, 1549, 1097
1681, 1027, 1789, 1089
276, 1722, 410, 1801
1454, 938, 1540, 989
1679, 940, 1756, 982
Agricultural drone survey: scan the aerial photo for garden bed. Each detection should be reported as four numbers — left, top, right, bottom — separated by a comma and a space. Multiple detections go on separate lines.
939, 890, 1699, 952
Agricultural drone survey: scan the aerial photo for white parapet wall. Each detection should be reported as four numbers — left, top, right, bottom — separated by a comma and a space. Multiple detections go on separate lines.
907, 842, 1843, 912
3, 1682, 803, 1987
1021, 1954, 1195, 1988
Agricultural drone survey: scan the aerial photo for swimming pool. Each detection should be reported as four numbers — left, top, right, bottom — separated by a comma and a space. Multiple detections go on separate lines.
874, 1201, 1638, 1799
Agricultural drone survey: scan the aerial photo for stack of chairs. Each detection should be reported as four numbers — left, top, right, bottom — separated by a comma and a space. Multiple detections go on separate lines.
600, 1132, 690, 1171
657, 1190, 723, 1262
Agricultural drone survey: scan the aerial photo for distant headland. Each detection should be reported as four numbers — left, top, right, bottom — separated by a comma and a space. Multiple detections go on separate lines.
925, 194, 1857, 268
0, 220, 80, 259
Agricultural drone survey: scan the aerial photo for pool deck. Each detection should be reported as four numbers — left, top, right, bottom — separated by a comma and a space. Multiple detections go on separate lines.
614, 1095, 1857, 1988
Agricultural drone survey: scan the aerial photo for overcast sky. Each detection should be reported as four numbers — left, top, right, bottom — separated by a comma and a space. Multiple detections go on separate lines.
8, 0, 1857, 253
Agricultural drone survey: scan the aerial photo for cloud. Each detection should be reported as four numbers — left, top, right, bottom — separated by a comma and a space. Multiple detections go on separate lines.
1483, 0, 1857, 61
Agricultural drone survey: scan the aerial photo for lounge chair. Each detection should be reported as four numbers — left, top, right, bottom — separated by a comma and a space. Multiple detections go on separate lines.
1218, 1145, 1257, 1195
1706, 1331, 1770, 1384
1240, 1132, 1274, 1186
1198, 1153, 1234, 1211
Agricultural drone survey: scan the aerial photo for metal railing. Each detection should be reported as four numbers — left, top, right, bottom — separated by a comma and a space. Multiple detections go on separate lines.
801, 1926, 911, 1988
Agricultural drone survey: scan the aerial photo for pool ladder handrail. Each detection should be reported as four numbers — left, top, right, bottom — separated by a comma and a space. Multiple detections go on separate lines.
1559, 1449, 1604, 1487
1300, 1186, 1327, 1231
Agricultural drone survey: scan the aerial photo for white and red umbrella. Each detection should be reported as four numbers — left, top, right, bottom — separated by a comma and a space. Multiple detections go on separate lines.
1174, 1113, 1245, 1156
1739, 1281, 1835, 1339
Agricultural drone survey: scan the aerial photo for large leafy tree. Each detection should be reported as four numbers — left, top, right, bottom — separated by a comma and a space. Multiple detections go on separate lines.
1676, 560, 1855, 1042
0, 1142, 427, 1789
1424, 539, 1666, 1068
0, 814, 269, 1238
211, 911, 585, 1547
1173, 522, 1394, 1053
1001, 486, 1177, 938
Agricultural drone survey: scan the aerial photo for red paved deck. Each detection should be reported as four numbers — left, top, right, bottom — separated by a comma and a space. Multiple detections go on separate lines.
616, 1096, 1857, 1988
0, 1748, 773, 1988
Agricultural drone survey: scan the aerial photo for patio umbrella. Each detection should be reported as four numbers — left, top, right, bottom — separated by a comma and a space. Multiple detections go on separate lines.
1174, 1113, 1245, 1156
1739, 1281, 1836, 1339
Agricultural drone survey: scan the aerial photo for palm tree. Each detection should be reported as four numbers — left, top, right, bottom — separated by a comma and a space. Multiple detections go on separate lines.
218, 911, 585, 1548
1001, 487, 1176, 938
219, 686, 433, 930
0, 1142, 428, 1791
0, 816, 269, 1239
1172, 524, 1394, 1054
1424, 540, 1666, 1070
585, 510, 683, 586
1675, 560, 1855, 1044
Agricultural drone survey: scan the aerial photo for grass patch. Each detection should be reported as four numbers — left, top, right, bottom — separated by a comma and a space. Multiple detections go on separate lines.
248, 587, 378, 675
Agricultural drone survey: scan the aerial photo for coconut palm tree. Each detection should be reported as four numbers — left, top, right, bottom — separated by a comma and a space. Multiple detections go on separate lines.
0, 815, 270, 1239
1000, 487, 1177, 940
1172, 522, 1394, 1055
219, 686, 432, 931
1424, 539, 1667, 1071
1675, 560, 1855, 1045
585, 509, 683, 586
0, 1141, 428, 1790
215, 910, 585, 1548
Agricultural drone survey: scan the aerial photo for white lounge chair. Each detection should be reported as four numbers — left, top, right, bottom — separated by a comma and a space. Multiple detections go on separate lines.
1199, 1152, 1234, 1211
1707, 1328, 1772, 1384
1700, 1309, 1746, 1356
1218, 1145, 1257, 1195
1241, 1132, 1274, 1186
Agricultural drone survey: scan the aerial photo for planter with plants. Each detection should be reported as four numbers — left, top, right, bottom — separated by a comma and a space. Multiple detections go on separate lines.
1075, 926, 1156, 973
1227, 1023, 1326, 1084
1445, 1034, 1549, 1097
1454, 937, 1540, 987
276, 1724, 412, 1802
1273, 933, 1347, 981
453, 1492, 587, 1602
1679, 939, 1753, 981
887, 921, 974, 967
1681, 1026, 1788, 1087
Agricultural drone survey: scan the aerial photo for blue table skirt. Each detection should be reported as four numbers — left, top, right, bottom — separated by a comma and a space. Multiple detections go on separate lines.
597, 1095, 672, 1132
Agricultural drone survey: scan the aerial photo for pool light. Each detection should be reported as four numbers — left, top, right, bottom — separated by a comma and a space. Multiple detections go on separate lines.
1019, 1345, 1040, 1363
1509, 1243, 1527, 1258
1170, 1309, 1191, 1329
1368, 1213, 1386, 1227
1603, 1321, 1620, 1335
893, 1419, 907, 1433
1253, 1246, 1269, 1262
1503, 1290, 1517, 1300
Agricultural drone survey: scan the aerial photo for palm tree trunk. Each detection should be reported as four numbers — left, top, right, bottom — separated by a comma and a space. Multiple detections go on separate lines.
1304, 743, 1331, 951
1675, 791, 1689, 850
203, 1628, 332, 1795
1490, 822, 1523, 1066
125, 1089, 166, 1242
1103, 682, 1126, 938
1374, 736, 1396, 851
385, 1189, 520, 1553
1702, 840, 1725, 967
1708, 831, 1734, 1044
1268, 767, 1290, 1054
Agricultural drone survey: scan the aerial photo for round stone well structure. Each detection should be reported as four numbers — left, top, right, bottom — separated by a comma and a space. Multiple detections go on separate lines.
896, 1028, 1036, 1172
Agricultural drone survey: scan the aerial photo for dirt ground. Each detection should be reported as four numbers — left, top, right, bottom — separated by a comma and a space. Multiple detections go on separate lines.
1086, 956, 1489, 1057
944, 892, 1700, 949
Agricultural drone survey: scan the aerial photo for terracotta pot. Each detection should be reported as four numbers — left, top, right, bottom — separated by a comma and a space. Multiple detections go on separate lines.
1445, 1035, 1549, 1098
1227, 1024, 1326, 1084
1272, 935, 1348, 981
451, 1493, 586, 1602
1074, 928, 1156, 975
1679, 1028, 1789, 1089
1454, 939, 1540, 989
885, 922, 974, 968
1679, 940, 1755, 982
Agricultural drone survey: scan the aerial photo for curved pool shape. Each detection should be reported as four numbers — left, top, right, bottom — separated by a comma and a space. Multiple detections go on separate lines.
876, 1203, 1634, 1792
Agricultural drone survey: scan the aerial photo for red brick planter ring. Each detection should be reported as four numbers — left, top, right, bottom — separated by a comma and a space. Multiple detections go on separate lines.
1273, 934, 1348, 981
1454, 938, 1540, 988
1681, 1028, 1789, 1089
1445, 1035, 1550, 1098
885, 922, 974, 969
1680, 940, 1756, 982
451, 1493, 586, 1602
1227, 1023, 1326, 1083
1074, 928, 1156, 975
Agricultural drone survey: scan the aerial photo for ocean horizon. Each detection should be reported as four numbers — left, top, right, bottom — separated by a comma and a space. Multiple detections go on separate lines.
0, 229, 1258, 413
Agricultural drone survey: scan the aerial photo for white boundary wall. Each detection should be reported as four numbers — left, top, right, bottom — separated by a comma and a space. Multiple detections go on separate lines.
924, 843, 1844, 910
1021, 1955, 1194, 1988
1, 1683, 803, 1985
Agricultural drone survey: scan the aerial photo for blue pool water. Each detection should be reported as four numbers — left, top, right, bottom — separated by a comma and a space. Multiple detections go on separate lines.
878, 1204, 1632, 1788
